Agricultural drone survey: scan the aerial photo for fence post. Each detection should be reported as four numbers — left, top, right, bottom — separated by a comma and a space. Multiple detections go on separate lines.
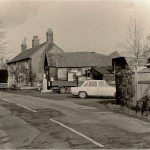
134, 71, 139, 102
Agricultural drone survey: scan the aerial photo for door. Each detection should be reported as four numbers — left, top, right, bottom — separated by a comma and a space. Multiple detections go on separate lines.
68, 72, 74, 81
85, 81, 98, 96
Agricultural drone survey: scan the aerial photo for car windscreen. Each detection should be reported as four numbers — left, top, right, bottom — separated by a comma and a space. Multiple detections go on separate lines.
83, 82, 89, 87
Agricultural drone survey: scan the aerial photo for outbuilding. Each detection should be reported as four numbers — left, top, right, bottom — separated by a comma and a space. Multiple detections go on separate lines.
45, 51, 118, 90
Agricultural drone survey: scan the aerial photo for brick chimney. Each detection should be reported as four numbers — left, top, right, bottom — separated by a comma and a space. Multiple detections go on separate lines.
32, 36, 39, 47
46, 28, 53, 45
21, 37, 27, 52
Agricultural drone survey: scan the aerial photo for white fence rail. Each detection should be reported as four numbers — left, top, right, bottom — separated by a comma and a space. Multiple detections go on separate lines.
0, 83, 8, 89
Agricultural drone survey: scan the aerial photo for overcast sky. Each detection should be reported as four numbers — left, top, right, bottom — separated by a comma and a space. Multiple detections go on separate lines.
0, 0, 150, 59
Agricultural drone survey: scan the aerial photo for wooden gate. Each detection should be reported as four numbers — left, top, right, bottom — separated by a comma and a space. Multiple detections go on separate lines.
135, 69, 150, 100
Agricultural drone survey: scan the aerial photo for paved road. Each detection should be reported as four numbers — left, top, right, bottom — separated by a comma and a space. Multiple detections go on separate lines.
0, 92, 150, 149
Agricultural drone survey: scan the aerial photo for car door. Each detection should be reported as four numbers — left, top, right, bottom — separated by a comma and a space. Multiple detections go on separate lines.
97, 80, 104, 96
85, 81, 98, 96
103, 83, 116, 96
102, 81, 110, 96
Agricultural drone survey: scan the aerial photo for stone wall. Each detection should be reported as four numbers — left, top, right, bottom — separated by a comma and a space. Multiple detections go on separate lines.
31, 45, 46, 86
8, 60, 30, 87
31, 43, 63, 87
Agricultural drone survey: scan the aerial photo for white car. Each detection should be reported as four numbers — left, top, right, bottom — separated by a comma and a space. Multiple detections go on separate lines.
71, 80, 116, 99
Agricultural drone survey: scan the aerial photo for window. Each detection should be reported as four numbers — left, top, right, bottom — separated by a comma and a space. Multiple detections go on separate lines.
89, 81, 97, 87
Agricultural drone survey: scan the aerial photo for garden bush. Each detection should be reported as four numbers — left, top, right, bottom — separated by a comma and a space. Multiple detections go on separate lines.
115, 68, 135, 108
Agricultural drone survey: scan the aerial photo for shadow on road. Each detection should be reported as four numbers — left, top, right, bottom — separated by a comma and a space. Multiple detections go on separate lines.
68, 94, 115, 100
68, 95, 116, 107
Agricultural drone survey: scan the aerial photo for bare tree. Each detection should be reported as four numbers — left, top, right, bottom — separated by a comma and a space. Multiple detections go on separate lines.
126, 16, 144, 70
0, 18, 6, 60
145, 35, 150, 50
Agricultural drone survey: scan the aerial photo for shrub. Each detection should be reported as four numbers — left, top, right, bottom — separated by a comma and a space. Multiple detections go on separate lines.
135, 95, 150, 115
115, 68, 135, 107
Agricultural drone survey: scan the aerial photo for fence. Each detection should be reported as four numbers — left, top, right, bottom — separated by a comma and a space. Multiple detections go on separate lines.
0, 83, 8, 89
135, 69, 150, 101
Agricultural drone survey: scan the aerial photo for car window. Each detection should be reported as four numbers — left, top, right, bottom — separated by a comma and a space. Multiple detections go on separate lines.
89, 81, 97, 87
98, 81, 109, 87
104, 81, 109, 87
98, 81, 104, 87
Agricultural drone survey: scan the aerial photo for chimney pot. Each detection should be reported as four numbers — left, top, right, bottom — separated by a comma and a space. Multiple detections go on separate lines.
32, 36, 39, 47
46, 28, 53, 45
21, 37, 27, 52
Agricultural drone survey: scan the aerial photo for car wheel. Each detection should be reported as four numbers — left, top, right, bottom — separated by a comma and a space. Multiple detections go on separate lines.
59, 87, 67, 94
78, 91, 87, 99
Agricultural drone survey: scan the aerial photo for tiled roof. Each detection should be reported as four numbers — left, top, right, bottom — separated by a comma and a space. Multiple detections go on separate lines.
46, 51, 117, 68
8, 42, 46, 64
8, 42, 63, 64
0, 63, 7, 70
93, 66, 112, 74
108, 51, 120, 58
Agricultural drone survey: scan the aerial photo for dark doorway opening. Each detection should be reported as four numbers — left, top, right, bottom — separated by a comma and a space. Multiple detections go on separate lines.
0, 70, 8, 83
91, 68, 103, 80
93, 73, 103, 80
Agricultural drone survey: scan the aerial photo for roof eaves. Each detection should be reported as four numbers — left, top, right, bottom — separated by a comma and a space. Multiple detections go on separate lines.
53, 43, 64, 52
8, 42, 46, 64
29, 42, 46, 58
7, 58, 31, 65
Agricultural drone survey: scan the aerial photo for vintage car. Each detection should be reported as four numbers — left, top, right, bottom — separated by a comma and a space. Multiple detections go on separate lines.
71, 80, 116, 99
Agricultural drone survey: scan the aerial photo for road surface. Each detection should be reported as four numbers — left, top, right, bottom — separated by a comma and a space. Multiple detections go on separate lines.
0, 91, 150, 149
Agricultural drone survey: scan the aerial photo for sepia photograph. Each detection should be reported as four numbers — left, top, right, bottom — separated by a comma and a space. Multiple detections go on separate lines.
0, 0, 150, 149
